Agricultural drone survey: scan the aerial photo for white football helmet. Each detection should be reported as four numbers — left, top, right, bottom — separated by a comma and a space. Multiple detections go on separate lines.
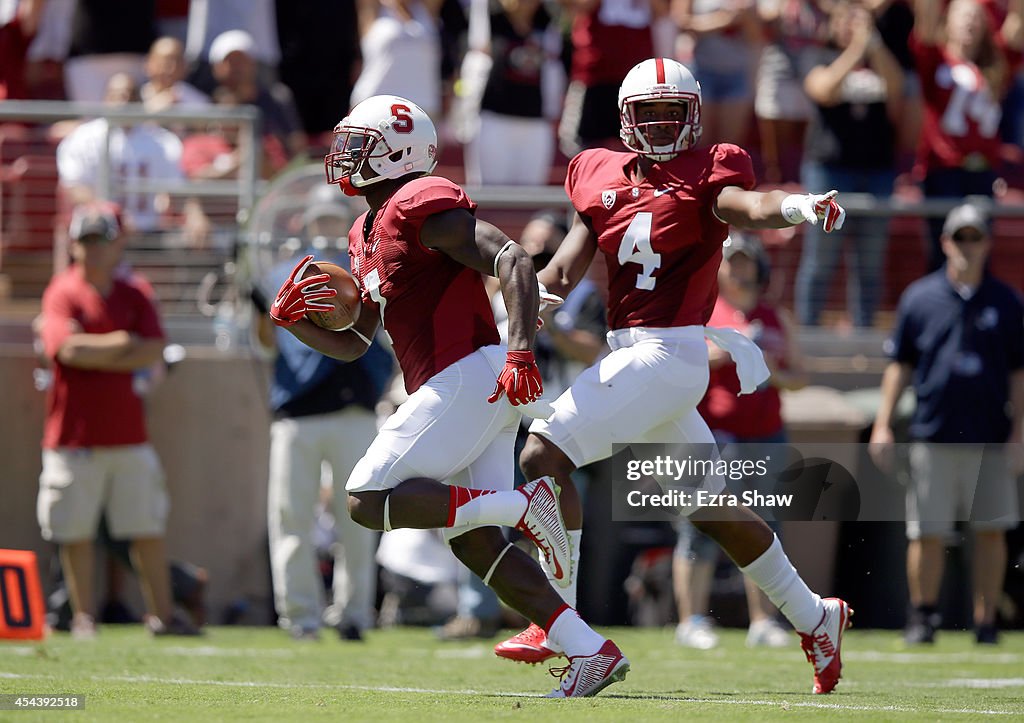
618, 58, 702, 161
325, 95, 438, 196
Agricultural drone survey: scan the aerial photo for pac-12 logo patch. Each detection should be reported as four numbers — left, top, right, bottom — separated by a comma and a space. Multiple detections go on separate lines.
602, 190, 616, 209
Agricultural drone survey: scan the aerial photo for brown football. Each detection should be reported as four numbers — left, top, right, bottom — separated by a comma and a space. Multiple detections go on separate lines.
301, 261, 361, 331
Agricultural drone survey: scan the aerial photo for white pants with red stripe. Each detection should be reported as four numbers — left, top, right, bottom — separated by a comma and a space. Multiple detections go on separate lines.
346, 345, 521, 541
528, 325, 772, 511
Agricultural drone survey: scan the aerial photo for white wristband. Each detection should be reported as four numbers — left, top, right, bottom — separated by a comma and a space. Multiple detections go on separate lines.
780, 194, 808, 225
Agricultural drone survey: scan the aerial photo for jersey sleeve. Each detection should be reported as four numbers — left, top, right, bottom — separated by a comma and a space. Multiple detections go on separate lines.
129, 280, 165, 340
1006, 290, 1024, 371
564, 152, 586, 210
39, 281, 77, 361
708, 144, 756, 192
564, 150, 604, 215
392, 177, 477, 225
890, 292, 919, 366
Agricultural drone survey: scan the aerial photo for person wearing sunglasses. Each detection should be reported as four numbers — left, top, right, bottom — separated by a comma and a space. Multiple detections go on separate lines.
36, 202, 199, 639
870, 202, 1023, 645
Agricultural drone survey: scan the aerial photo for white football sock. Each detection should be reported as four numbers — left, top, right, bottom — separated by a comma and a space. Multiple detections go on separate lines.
447, 487, 527, 528
739, 535, 824, 634
540, 528, 582, 607
545, 605, 605, 658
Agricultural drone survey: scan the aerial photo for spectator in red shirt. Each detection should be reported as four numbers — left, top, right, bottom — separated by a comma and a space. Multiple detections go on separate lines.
0, 0, 44, 100
558, 0, 655, 156
37, 203, 198, 639
912, 0, 1024, 271
674, 231, 809, 650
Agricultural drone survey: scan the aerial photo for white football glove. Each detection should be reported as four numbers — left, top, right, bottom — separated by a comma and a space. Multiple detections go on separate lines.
781, 189, 846, 233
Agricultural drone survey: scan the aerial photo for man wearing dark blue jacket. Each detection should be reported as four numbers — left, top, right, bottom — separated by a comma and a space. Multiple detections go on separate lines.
253, 203, 394, 641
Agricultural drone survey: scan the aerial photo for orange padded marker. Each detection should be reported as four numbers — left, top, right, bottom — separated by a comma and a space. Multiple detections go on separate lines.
0, 550, 46, 640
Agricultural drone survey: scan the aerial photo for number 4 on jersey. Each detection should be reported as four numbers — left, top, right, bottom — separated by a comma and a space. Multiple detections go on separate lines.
617, 212, 661, 290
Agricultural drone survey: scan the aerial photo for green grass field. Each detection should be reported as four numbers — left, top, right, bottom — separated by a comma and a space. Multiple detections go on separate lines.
1, 626, 1022, 721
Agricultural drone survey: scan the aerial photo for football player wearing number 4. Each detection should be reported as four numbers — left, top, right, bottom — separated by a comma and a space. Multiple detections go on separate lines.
496, 58, 854, 695
269, 94, 629, 698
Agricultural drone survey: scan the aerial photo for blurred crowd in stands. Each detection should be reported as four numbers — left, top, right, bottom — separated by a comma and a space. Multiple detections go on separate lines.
3, 0, 1024, 323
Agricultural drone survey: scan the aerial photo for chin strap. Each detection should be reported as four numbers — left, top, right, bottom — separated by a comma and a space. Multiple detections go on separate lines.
339, 177, 359, 197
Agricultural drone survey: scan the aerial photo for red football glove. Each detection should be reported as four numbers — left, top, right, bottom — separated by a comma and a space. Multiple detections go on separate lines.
487, 350, 543, 406
270, 254, 338, 327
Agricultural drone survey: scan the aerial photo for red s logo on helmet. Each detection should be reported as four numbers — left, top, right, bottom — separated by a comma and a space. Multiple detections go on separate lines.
391, 104, 414, 134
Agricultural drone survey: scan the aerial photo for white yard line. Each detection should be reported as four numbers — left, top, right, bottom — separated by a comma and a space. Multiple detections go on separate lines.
157, 646, 295, 658
944, 678, 1024, 689
0, 671, 1019, 715
843, 651, 1023, 665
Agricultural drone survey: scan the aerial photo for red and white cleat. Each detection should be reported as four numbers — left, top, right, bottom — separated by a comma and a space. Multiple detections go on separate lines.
546, 639, 630, 698
494, 623, 561, 664
515, 477, 571, 588
799, 597, 853, 694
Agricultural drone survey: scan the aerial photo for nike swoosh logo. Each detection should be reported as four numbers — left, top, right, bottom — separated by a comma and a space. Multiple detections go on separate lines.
654, 187, 673, 197
548, 550, 564, 581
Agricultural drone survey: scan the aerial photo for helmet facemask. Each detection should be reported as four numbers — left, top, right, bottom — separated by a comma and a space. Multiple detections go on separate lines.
619, 94, 701, 161
325, 124, 390, 196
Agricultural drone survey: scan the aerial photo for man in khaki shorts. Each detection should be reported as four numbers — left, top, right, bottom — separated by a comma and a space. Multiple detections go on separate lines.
871, 202, 1023, 645
37, 203, 196, 638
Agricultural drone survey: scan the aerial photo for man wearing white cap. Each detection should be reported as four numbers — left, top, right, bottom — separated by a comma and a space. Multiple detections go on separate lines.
184, 0, 280, 69
208, 29, 306, 168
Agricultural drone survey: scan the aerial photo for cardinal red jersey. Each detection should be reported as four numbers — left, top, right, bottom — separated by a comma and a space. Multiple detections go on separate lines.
348, 176, 500, 394
40, 267, 165, 449
911, 35, 1004, 173
699, 297, 785, 438
566, 144, 757, 330
571, 1, 654, 84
